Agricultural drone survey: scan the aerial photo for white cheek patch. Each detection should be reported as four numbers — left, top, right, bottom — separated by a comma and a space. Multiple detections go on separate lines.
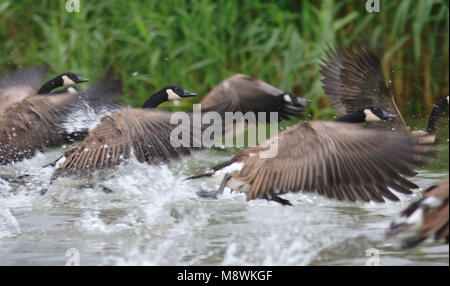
364, 109, 381, 122
283, 94, 292, 103
446, 96, 449, 105
62, 75, 76, 86
167, 89, 182, 100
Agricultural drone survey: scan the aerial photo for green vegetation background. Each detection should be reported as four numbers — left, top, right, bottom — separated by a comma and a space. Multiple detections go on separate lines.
0, 0, 448, 119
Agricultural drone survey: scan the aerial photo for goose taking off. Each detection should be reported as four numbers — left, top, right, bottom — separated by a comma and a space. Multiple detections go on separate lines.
320, 44, 408, 132
52, 85, 231, 178
0, 75, 121, 165
200, 74, 308, 121
188, 106, 432, 205
388, 177, 449, 249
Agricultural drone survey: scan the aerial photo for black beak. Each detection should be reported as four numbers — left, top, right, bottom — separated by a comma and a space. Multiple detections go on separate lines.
76, 76, 89, 83
382, 110, 397, 120
182, 89, 197, 97
294, 96, 309, 108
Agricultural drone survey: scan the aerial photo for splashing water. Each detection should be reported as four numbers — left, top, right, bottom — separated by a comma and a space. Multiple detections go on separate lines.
0, 120, 448, 266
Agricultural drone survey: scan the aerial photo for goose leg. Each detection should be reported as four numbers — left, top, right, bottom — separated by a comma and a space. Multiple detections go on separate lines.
42, 155, 64, 168
0, 174, 29, 184
101, 185, 114, 193
197, 173, 232, 199
271, 195, 292, 206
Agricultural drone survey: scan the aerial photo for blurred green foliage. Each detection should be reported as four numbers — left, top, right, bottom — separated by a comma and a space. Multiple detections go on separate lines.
0, 0, 448, 119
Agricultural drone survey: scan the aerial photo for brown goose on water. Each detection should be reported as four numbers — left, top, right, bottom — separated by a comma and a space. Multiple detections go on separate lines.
0, 67, 89, 114
200, 74, 308, 121
0, 75, 121, 165
52, 85, 230, 178
320, 44, 408, 132
188, 106, 432, 205
388, 177, 449, 249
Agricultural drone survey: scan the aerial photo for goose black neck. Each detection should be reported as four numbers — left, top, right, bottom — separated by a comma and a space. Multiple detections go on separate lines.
426, 96, 448, 134
142, 89, 168, 108
37, 76, 63, 94
336, 111, 365, 123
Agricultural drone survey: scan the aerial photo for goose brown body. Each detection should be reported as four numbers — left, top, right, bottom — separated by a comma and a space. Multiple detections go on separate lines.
388, 177, 449, 248
320, 45, 408, 132
189, 120, 431, 204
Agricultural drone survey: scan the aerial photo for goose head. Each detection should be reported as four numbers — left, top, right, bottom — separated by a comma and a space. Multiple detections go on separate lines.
336, 106, 396, 123
143, 85, 197, 108
361, 106, 397, 122
59, 72, 89, 86
38, 72, 89, 94
280, 93, 308, 107
164, 85, 197, 100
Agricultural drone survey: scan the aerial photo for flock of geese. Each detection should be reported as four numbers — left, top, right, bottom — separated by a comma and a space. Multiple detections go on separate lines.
0, 43, 448, 250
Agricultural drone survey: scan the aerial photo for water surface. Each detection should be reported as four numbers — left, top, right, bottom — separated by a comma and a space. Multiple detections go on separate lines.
0, 118, 448, 266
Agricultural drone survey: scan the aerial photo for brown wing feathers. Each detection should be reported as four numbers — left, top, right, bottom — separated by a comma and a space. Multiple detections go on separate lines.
0, 76, 122, 165
0, 96, 70, 164
200, 74, 305, 120
320, 44, 407, 131
218, 122, 429, 203
54, 108, 206, 177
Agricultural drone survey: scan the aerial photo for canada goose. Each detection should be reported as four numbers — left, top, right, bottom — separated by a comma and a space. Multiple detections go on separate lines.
387, 177, 449, 249
37, 72, 89, 94
320, 45, 449, 140
320, 44, 408, 132
187, 106, 431, 205
52, 85, 230, 178
0, 76, 121, 165
0, 68, 89, 113
200, 74, 308, 121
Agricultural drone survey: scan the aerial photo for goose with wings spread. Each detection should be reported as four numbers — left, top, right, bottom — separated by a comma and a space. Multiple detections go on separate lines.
0, 75, 121, 165
200, 74, 308, 121
320, 45, 449, 139
320, 44, 408, 132
52, 85, 231, 178
188, 106, 432, 205
320, 44, 449, 143
388, 177, 449, 249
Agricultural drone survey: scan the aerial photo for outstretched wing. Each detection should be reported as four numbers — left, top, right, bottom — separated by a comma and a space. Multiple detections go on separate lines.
53, 101, 231, 177
0, 96, 69, 165
232, 121, 430, 202
0, 66, 48, 113
320, 44, 407, 131
0, 76, 124, 165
